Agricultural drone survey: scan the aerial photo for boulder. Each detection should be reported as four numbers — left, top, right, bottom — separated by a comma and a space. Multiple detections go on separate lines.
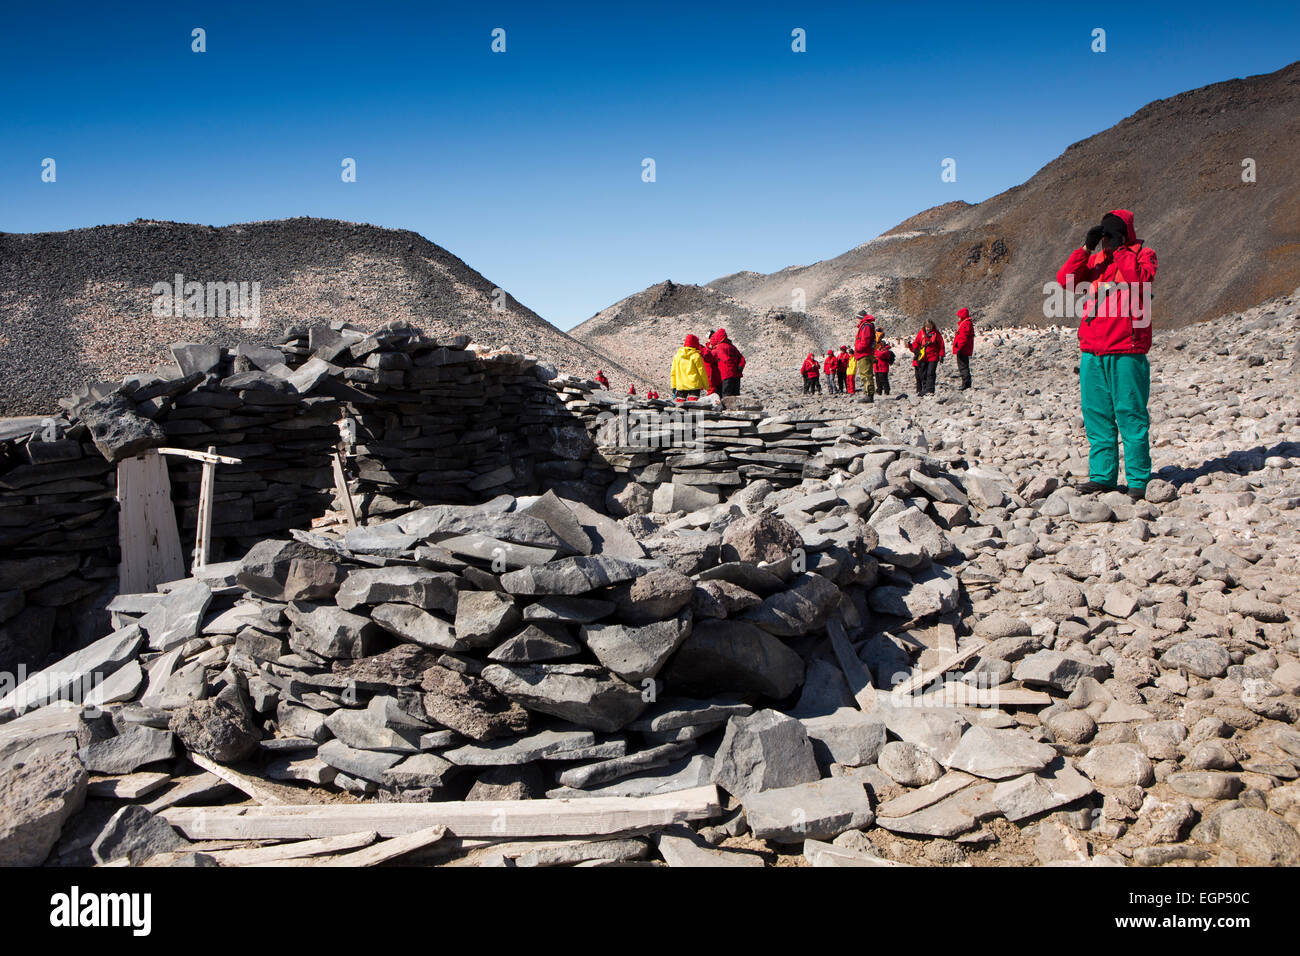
500, 556, 653, 596
420, 664, 531, 741
580, 611, 693, 683
335, 566, 460, 612
1160, 638, 1231, 678
944, 726, 1056, 779
371, 603, 460, 651
1215, 808, 1300, 865
611, 568, 695, 625
487, 623, 583, 663
744, 778, 875, 842
236, 539, 348, 602
81, 394, 166, 462
711, 709, 821, 797
720, 514, 804, 565
878, 741, 943, 786
138, 579, 213, 651
454, 590, 522, 648
0, 751, 88, 866
91, 805, 189, 864
801, 709, 887, 768
169, 697, 260, 762
664, 619, 804, 699
285, 603, 382, 659
78, 726, 175, 774
1013, 649, 1111, 694
479, 663, 648, 732
1077, 744, 1155, 788
740, 572, 841, 637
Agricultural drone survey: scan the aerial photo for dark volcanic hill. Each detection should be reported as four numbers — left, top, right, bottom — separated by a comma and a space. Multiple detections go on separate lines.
0, 218, 640, 415
575, 61, 1300, 381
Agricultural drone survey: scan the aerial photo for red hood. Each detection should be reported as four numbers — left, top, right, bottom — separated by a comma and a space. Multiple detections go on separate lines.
1109, 208, 1137, 245
683, 334, 701, 349
708, 329, 728, 346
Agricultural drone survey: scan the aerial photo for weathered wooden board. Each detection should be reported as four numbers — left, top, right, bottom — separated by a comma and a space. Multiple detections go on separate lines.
162, 785, 722, 840
117, 450, 185, 594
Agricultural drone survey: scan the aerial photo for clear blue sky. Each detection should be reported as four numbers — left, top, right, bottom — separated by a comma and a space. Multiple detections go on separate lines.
3, 1, 1297, 330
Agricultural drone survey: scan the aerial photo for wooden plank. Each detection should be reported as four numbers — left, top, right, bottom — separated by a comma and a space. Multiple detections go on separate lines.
332, 450, 358, 528
188, 753, 298, 806
828, 617, 876, 711
87, 771, 172, 800
143, 771, 232, 813
306, 826, 446, 867
162, 785, 722, 840
157, 447, 242, 465
913, 684, 1052, 708
890, 639, 988, 699
209, 831, 379, 866
117, 450, 185, 594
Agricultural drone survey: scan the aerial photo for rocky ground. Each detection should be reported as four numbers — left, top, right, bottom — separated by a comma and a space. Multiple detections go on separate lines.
1, 287, 1298, 868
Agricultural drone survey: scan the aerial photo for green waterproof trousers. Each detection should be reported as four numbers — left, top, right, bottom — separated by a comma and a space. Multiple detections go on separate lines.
1079, 351, 1151, 490
855, 361, 874, 399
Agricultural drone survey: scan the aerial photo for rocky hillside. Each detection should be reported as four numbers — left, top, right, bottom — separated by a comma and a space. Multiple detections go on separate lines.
575, 60, 1300, 382
0, 218, 642, 415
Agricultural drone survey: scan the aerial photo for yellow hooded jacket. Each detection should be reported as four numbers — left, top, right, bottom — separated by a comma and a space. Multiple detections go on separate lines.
670, 346, 708, 391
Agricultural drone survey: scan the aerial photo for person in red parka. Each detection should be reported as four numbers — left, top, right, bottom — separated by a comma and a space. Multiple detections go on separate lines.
1056, 208, 1158, 498
910, 320, 944, 396
823, 349, 839, 394
852, 311, 877, 402
707, 328, 746, 396
698, 330, 721, 395
627, 383, 636, 396
800, 353, 821, 394
873, 336, 895, 395
836, 346, 850, 393
594, 369, 610, 390
952, 307, 975, 390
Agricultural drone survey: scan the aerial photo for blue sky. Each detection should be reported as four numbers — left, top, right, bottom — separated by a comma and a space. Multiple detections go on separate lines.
2, 1, 1297, 329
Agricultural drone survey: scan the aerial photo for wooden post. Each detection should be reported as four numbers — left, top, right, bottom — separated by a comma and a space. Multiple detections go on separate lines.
334, 416, 359, 528
193, 445, 217, 570
332, 450, 359, 528
155, 447, 242, 576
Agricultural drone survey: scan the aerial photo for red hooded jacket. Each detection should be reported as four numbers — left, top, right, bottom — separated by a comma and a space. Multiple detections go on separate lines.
708, 329, 746, 380
801, 354, 819, 378
873, 344, 895, 374
823, 351, 838, 374
1055, 209, 1157, 355
953, 309, 974, 356
911, 327, 944, 363
853, 314, 877, 359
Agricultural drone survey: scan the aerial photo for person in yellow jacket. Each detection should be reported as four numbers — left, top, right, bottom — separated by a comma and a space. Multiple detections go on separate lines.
846, 354, 857, 395
670, 334, 708, 401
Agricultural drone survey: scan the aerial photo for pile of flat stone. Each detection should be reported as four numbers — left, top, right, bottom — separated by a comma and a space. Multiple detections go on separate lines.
0, 322, 591, 674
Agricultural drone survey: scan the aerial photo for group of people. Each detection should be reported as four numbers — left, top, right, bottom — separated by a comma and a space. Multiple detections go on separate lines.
590, 205, 1155, 499
800, 306, 975, 399
596, 328, 747, 403
670, 329, 746, 400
